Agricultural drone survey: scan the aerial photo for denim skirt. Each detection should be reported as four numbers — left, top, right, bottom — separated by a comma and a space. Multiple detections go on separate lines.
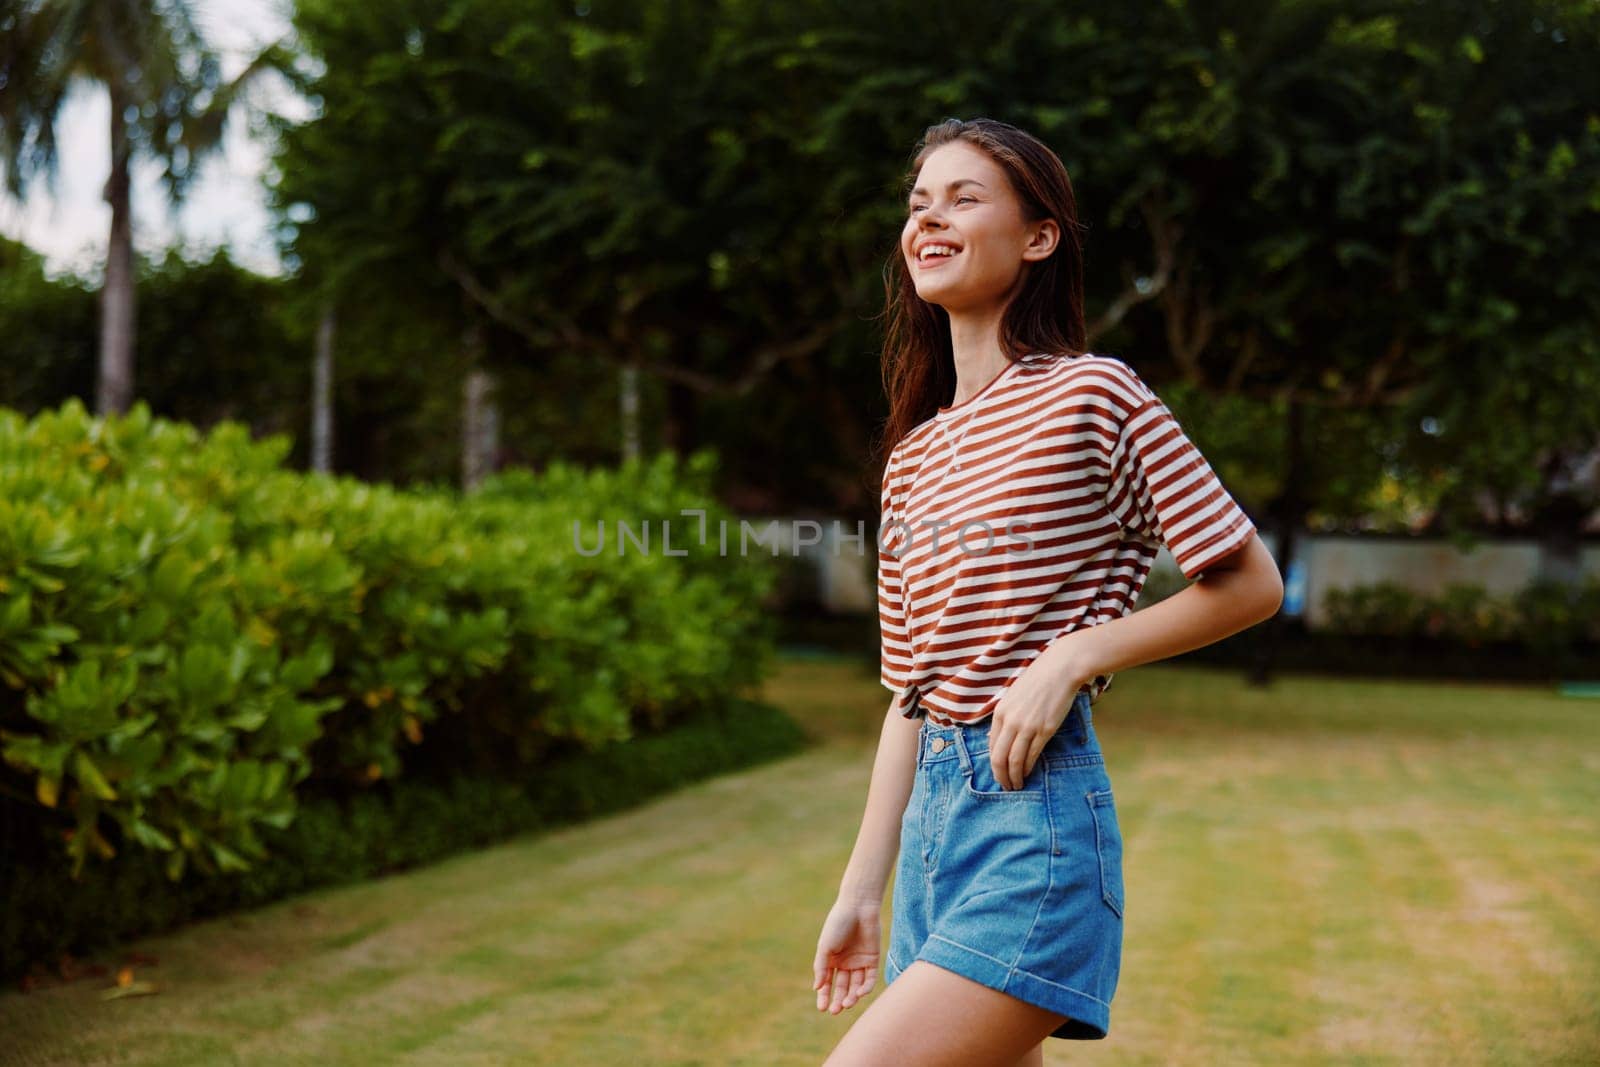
883, 692, 1125, 1040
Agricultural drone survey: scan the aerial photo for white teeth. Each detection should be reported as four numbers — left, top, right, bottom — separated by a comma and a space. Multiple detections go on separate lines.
919, 245, 958, 260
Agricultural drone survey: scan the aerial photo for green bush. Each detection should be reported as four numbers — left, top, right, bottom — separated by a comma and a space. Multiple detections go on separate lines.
1320, 580, 1428, 637
1513, 577, 1600, 653
1321, 574, 1600, 647
0, 399, 778, 886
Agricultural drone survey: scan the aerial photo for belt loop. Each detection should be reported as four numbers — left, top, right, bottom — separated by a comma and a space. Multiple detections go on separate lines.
952, 722, 973, 774
1074, 694, 1091, 745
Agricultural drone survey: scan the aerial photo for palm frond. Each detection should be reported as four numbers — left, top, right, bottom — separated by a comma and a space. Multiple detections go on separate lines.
0, 0, 96, 195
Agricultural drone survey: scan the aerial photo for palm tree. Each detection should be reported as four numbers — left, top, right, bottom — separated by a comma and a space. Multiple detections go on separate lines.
0, 0, 290, 415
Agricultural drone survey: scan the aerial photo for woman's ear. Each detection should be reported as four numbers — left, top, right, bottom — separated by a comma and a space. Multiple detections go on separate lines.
1022, 218, 1059, 262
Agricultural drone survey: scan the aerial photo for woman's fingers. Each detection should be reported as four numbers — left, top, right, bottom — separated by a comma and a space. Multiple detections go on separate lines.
814, 964, 876, 1013
993, 729, 1047, 790
819, 965, 839, 1012
850, 966, 873, 1004
814, 917, 878, 1014
1009, 737, 1043, 790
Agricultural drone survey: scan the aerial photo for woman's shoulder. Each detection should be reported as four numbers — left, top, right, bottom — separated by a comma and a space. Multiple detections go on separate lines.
1027, 351, 1157, 412
889, 421, 939, 464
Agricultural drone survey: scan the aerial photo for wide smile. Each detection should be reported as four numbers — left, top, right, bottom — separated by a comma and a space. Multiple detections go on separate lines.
914, 244, 962, 270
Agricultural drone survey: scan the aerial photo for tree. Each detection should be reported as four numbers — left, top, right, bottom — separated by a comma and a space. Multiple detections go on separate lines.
271, 0, 890, 492
0, 0, 291, 415
1054, 0, 1600, 675
265, 0, 1599, 528
0, 235, 96, 406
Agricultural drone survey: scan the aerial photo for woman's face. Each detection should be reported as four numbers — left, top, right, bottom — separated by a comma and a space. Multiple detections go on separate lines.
901, 141, 1057, 315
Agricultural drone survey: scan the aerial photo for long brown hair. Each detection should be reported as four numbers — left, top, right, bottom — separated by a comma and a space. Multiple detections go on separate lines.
874, 118, 1090, 480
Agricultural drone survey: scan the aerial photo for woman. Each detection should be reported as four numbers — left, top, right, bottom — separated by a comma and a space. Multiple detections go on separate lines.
812, 118, 1284, 1066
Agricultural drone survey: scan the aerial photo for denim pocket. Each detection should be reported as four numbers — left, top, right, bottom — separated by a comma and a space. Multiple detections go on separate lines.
963, 751, 1048, 801
1085, 788, 1125, 918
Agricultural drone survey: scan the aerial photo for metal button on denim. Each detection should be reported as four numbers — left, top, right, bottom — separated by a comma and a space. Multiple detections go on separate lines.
930, 736, 949, 753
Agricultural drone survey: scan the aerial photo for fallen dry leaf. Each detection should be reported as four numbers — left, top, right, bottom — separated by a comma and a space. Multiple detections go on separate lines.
99, 980, 159, 1001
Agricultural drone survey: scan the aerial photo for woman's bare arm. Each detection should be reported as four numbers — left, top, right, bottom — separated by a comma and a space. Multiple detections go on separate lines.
1034, 532, 1284, 691
834, 692, 922, 905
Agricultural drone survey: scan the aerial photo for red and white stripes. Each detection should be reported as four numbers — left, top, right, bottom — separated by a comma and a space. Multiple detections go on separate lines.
878, 352, 1255, 726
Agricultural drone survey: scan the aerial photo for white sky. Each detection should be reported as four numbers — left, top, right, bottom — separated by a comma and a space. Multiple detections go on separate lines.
0, 0, 307, 280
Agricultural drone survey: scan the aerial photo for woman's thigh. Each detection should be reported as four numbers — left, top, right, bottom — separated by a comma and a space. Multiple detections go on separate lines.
822, 960, 1065, 1067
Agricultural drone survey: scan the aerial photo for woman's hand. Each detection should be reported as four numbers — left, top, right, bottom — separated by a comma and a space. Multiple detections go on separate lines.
813, 897, 882, 1015
987, 633, 1097, 790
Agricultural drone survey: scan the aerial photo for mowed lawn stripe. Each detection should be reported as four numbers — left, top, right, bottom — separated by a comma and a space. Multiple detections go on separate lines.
1199, 802, 1322, 1054
224, 749, 870, 1066
1112, 803, 1221, 1062
1480, 818, 1600, 1063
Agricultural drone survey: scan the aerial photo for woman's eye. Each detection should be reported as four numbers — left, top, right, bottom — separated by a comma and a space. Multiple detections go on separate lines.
907, 196, 975, 216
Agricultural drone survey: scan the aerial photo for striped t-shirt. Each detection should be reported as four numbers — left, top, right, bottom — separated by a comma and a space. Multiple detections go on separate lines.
877, 351, 1256, 727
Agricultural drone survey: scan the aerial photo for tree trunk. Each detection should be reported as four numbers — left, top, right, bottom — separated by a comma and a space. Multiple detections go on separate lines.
663, 377, 696, 454
311, 302, 336, 472
460, 325, 499, 491
96, 85, 136, 417
619, 361, 641, 462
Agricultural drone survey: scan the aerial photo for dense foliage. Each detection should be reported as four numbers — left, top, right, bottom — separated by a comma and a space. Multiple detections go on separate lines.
0, 400, 777, 882
266, 0, 1600, 525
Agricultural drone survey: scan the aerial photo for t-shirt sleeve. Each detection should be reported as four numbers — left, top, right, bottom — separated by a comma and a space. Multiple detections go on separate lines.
877, 452, 912, 692
1103, 370, 1256, 581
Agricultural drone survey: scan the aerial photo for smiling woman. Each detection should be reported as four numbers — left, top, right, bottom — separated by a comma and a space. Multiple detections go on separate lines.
811, 117, 1280, 1067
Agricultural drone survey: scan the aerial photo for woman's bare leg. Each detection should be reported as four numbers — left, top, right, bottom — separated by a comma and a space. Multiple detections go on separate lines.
822, 961, 1066, 1067
1010, 1041, 1044, 1067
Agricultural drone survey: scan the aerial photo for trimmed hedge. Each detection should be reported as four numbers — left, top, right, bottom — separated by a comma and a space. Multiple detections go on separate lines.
1184, 622, 1600, 681
1321, 576, 1600, 651
0, 399, 790, 980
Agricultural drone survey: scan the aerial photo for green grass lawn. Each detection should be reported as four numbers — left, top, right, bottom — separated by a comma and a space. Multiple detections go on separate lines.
2, 655, 1597, 1065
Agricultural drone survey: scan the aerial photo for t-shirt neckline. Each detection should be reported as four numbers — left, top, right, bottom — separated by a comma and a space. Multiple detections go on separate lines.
934, 352, 1044, 421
